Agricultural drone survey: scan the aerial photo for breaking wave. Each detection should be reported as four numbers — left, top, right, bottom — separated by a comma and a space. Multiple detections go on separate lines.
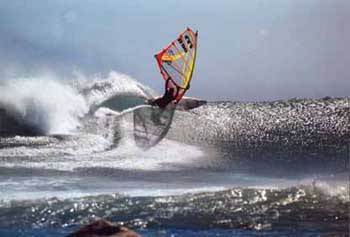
0, 78, 87, 135
0, 72, 154, 137
0, 73, 348, 174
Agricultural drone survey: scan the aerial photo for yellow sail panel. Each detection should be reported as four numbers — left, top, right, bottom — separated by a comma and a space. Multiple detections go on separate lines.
154, 27, 198, 102
183, 40, 197, 87
161, 52, 185, 62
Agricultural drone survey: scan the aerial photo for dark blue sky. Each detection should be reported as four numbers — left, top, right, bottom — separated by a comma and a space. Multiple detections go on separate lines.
0, 0, 349, 100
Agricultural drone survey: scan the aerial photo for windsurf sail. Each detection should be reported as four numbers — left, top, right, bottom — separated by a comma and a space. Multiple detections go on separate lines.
154, 27, 198, 103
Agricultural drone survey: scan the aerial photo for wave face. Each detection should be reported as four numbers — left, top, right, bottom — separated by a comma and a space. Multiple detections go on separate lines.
170, 98, 348, 148
168, 98, 349, 174
0, 73, 348, 235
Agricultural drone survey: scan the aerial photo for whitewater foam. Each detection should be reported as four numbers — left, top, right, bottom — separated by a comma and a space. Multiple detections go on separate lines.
0, 71, 157, 137
73, 71, 155, 109
0, 77, 88, 135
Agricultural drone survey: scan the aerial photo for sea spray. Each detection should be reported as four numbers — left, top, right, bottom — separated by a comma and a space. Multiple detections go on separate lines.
0, 77, 88, 135
72, 71, 155, 110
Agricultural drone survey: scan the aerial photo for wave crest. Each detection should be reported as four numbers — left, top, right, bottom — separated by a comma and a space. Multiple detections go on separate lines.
0, 77, 87, 135
0, 71, 155, 136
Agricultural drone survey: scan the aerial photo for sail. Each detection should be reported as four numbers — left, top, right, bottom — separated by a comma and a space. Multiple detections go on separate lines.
154, 27, 198, 103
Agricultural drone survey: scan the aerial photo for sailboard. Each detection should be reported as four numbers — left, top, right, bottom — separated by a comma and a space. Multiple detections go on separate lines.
154, 27, 198, 103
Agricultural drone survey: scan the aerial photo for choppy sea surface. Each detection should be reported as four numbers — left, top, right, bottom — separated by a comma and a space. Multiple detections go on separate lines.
0, 73, 348, 236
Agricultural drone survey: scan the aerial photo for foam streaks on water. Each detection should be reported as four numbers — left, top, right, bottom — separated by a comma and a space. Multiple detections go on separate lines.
0, 185, 348, 233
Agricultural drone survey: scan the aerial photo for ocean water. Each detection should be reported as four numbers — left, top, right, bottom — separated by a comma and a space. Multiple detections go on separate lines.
0, 73, 348, 237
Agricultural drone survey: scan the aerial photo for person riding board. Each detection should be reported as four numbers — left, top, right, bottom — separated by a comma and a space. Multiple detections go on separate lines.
150, 78, 178, 108
150, 28, 198, 109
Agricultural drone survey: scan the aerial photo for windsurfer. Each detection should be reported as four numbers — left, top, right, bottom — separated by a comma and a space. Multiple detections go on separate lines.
148, 28, 198, 109
149, 80, 177, 108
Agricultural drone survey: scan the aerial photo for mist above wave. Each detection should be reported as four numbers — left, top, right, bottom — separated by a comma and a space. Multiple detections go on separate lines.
73, 71, 155, 112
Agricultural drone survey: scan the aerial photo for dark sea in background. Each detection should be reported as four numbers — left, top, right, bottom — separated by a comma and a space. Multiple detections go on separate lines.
0, 73, 348, 237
